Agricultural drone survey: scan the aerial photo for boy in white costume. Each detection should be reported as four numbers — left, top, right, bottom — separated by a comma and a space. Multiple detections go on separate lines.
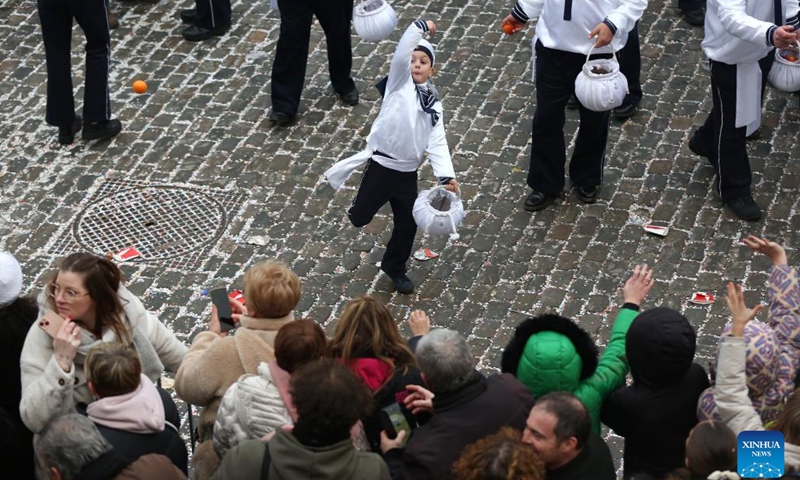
503, 0, 645, 212
688, 0, 799, 221
325, 20, 457, 295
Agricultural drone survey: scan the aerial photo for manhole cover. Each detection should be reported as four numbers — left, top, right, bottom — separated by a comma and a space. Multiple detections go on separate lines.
50, 179, 247, 270
75, 187, 225, 260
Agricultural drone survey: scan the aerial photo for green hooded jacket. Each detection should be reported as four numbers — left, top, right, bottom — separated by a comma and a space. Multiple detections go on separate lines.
502, 308, 638, 434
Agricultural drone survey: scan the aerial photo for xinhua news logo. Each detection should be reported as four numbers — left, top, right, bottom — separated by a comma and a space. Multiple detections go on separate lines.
738, 431, 784, 478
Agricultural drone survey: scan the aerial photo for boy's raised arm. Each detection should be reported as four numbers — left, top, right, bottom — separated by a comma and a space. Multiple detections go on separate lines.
387, 21, 431, 94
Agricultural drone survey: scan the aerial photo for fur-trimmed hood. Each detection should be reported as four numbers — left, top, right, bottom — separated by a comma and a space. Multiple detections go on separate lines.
501, 314, 599, 397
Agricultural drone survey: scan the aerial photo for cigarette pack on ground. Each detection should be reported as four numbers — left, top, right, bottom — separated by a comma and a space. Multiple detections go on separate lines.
113, 247, 142, 262
689, 292, 715, 305
644, 225, 669, 237
413, 248, 439, 261
229, 290, 246, 305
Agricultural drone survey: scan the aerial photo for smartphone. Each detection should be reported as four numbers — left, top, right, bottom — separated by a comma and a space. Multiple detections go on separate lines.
210, 287, 235, 332
39, 309, 66, 338
380, 403, 412, 446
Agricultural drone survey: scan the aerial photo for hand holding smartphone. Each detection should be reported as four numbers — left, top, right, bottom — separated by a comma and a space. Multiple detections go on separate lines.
210, 287, 236, 333
39, 309, 67, 338
379, 403, 412, 447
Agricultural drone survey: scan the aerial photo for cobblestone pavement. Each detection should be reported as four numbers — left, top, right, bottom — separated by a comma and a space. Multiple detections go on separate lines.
3, 0, 800, 472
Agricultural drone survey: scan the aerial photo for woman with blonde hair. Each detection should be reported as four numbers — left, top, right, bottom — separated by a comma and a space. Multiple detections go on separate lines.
20, 252, 187, 435
330, 296, 424, 452
452, 427, 545, 480
175, 259, 302, 479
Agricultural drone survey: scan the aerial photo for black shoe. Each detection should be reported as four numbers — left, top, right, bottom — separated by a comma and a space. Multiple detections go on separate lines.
612, 103, 637, 119
182, 23, 230, 41
682, 8, 705, 26
180, 8, 197, 24
725, 195, 761, 222
688, 130, 710, 159
389, 274, 414, 295
82, 119, 121, 141
566, 94, 579, 110
337, 89, 359, 106
575, 186, 600, 204
58, 116, 82, 145
524, 191, 556, 212
269, 111, 295, 127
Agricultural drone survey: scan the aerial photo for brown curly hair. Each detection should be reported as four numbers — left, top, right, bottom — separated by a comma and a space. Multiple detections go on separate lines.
452, 427, 545, 480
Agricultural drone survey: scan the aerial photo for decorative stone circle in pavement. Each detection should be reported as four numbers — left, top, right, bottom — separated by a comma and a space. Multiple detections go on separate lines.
50, 179, 247, 270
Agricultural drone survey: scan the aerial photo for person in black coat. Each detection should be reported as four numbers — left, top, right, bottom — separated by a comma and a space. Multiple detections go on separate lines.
0, 252, 37, 480
381, 329, 535, 480
601, 307, 710, 479
80, 341, 188, 474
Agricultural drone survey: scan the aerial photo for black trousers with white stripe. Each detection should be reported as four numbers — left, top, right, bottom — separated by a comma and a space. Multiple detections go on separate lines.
194, 0, 230, 29
271, 0, 355, 115
37, 0, 111, 127
348, 159, 418, 278
528, 41, 610, 194
693, 55, 773, 200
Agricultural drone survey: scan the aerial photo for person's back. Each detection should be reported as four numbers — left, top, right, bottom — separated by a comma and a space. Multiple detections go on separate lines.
212, 360, 390, 480
0, 252, 37, 480
602, 308, 709, 478
382, 329, 535, 480
84, 341, 188, 473
34, 413, 186, 480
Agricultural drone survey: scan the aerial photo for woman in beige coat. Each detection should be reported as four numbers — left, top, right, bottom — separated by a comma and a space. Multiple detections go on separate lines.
175, 260, 300, 479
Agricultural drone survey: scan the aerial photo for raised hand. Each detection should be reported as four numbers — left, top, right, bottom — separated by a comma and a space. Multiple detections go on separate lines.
623, 264, 654, 307
742, 235, 788, 266
426, 21, 436, 36
404, 384, 435, 415
409, 310, 431, 336
726, 282, 763, 337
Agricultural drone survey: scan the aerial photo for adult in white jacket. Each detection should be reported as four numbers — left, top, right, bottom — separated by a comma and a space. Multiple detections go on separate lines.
19, 253, 187, 433
503, 0, 645, 212
715, 281, 800, 469
688, 0, 800, 221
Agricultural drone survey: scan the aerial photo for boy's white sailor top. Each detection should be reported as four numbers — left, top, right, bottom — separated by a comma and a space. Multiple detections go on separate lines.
511, 0, 646, 54
702, 0, 799, 134
325, 21, 455, 190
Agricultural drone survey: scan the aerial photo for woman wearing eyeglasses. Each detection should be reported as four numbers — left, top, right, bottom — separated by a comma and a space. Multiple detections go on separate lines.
19, 252, 188, 434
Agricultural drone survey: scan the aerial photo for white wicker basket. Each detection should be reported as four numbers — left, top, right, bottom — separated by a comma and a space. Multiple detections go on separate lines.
574, 45, 628, 112
412, 186, 465, 236
769, 42, 800, 92
353, 0, 397, 42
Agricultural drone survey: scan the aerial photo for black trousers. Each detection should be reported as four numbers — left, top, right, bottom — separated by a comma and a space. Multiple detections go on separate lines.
679, 0, 703, 11
194, 0, 230, 29
528, 41, 610, 194
271, 0, 355, 115
693, 55, 773, 200
617, 22, 643, 107
348, 160, 417, 277
37, 0, 110, 127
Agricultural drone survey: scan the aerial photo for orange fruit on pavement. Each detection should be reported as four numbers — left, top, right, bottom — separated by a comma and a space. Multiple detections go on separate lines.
132, 80, 147, 94
503, 23, 515, 35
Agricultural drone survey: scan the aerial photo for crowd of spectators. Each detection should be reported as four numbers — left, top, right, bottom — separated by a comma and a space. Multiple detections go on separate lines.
2, 234, 800, 479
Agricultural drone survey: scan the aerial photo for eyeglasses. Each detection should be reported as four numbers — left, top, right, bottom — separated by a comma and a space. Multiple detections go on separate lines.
47, 284, 90, 303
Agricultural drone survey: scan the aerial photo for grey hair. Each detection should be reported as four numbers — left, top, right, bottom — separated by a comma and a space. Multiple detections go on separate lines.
416, 329, 475, 394
35, 414, 112, 480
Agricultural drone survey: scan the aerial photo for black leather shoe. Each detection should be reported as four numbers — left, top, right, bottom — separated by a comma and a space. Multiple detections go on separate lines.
82, 119, 122, 141
566, 94, 579, 110
269, 111, 295, 127
612, 103, 637, 119
389, 274, 414, 295
725, 195, 761, 222
524, 191, 556, 212
182, 23, 230, 42
682, 8, 705, 26
688, 130, 710, 159
180, 8, 197, 24
575, 186, 600, 204
58, 116, 82, 145
337, 89, 359, 106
